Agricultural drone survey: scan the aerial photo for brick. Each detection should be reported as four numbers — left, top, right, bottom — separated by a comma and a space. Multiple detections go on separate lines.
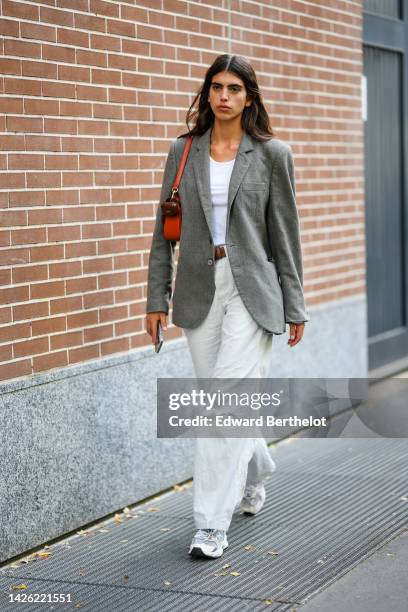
31, 315, 66, 336
30, 244, 65, 263
31, 280, 65, 299
14, 336, 49, 358
68, 343, 99, 364
0, 360, 32, 382
42, 44, 76, 63
4, 39, 41, 59
40, 6, 74, 27
57, 27, 89, 48
21, 22, 56, 42
9, 154, 44, 170
67, 309, 98, 329
99, 304, 128, 323
84, 324, 113, 342
0, 18, 19, 37
65, 241, 97, 258
83, 290, 114, 309
1, 322, 31, 343
0, 284, 29, 305
7, 115, 43, 133
75, 13, 106, 32
49, 260, 82, 279
3, 0, 39, 19
65, 276, 97, 294
11, 227, 47, 245
100, 336, 129, 356
33, 350, 68, 372
50, 330, 83, 350
50, 295, 82, 315
0, 58, 21, 76
22, 59, 58, 78
98, 271, 127, 289
13, 263, 48, 284
91, 33, 120, 52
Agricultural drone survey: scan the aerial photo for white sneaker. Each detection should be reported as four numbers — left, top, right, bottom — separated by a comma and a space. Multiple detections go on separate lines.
240, 482, 266, 515
188, 529, 228, 559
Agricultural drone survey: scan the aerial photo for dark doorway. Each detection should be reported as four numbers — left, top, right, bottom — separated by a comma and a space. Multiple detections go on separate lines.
363, 0, 408, 372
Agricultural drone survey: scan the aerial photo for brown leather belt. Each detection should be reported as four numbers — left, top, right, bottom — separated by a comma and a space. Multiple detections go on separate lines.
214, 245, 227, 260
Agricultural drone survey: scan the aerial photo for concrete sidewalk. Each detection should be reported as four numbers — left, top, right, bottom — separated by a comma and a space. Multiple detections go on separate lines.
1, 431, 407, 611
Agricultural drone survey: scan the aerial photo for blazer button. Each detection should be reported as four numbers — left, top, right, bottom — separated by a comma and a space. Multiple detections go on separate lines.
207, 258, 213, 266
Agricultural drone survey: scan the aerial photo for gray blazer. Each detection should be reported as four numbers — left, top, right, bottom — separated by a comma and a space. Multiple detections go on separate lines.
146, 126, 310, 335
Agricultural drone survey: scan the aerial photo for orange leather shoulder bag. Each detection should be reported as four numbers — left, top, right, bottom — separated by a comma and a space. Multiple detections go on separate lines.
160, 135, 193, 241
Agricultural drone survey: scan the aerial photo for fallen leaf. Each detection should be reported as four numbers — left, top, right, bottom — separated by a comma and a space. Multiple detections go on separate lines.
244, 544, 256, 551
263, 599, 274, 605
124, 575, 129, 581
35, 552, 51, 559
77, 530, 89, 536
113, 514, 123, 523
266, 550, 279, 556
120, 540, 128, 544
99, 529, 109, 533
123, 507, 135, 517
230, 571, 241, 576
173, 483, 191, 491
160, 528, 171, 532
11, 585, 28, 590
222, 563, 231, 569
147, 507, 160, 512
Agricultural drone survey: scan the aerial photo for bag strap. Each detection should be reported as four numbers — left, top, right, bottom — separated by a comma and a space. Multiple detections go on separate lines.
171, 135, 193, 196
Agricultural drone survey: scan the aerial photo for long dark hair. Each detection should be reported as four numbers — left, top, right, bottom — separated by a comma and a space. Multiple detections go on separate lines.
180, 54, 275, 141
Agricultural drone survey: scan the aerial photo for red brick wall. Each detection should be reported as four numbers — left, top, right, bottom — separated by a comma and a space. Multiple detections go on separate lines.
0, 0, 365, 382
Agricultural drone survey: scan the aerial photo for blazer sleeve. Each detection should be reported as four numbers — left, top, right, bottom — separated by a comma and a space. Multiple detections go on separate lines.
267, 144, 310, 324
146, 141, 178, 314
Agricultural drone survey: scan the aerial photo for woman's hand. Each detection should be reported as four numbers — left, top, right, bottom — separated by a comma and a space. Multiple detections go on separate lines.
146, 312, 168, 345
287, 322, 304, 347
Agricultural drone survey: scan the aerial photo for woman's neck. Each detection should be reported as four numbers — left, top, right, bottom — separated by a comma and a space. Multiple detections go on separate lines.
210, 119, 243, 161
210, 118, 243, 147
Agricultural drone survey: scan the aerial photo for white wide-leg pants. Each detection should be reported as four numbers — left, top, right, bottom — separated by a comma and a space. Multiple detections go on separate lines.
182, 247, 276, 532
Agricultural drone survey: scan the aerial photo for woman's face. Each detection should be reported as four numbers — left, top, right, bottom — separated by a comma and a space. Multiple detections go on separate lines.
207, 71, 252, 123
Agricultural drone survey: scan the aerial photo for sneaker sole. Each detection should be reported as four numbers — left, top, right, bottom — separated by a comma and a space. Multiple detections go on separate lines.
240, 502, 265, 515
189, 540, 228, 559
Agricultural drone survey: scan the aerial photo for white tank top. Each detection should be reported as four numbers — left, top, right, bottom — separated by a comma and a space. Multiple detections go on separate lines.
209, 155, 236, 246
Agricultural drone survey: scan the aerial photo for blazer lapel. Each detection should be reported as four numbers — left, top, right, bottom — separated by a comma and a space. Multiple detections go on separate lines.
192, 126, 255, 239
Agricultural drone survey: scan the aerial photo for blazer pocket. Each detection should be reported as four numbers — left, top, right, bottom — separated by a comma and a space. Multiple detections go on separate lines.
267, 257, 281, 283
242, 181, 267, 191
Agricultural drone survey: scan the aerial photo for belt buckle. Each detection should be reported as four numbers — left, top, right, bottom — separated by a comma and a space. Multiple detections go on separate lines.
215, 245, 226, 260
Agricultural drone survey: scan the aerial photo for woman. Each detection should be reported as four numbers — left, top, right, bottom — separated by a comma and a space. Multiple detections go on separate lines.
145, 54, 309, 559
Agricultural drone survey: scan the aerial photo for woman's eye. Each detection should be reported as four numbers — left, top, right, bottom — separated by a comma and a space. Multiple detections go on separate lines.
211, 84, 240, 92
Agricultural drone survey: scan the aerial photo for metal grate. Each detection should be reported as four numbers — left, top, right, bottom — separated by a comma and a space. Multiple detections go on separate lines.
1, 438, 407, 611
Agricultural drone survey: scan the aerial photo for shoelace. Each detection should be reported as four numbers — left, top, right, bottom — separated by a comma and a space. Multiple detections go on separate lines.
195, 529, 219, 541
243, 485, 257, 498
